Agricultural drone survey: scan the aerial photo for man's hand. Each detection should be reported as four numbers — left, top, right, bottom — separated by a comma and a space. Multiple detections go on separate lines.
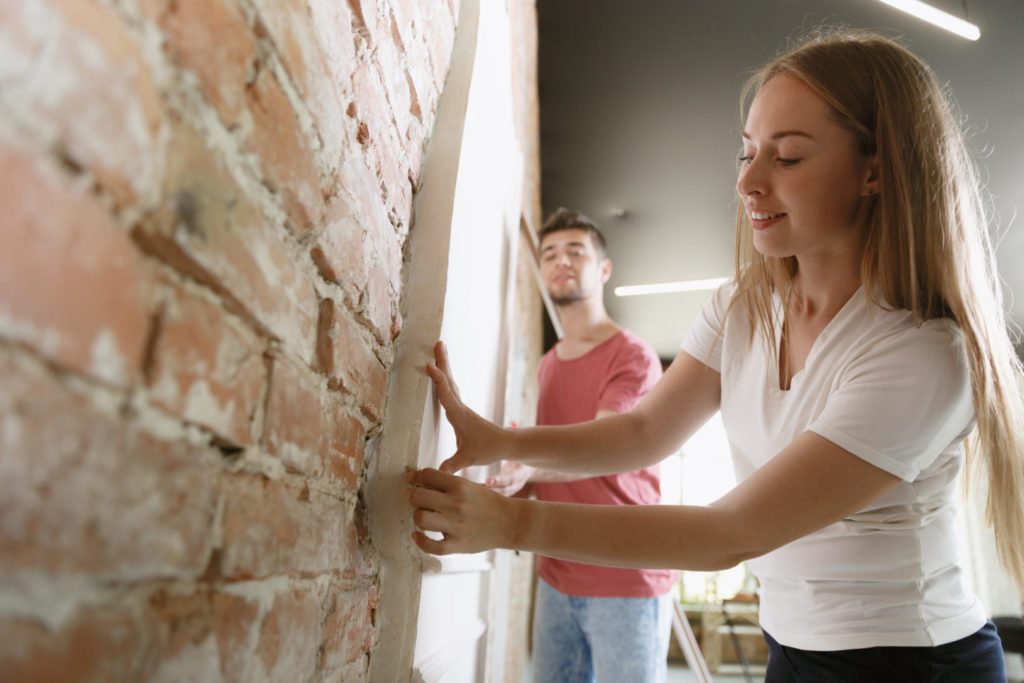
426, 341, 512, 472
486, 462, 536, 496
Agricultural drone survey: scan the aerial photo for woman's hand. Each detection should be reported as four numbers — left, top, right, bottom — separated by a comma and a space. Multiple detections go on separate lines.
408, 468, 519, 555
426, 341, 513, 472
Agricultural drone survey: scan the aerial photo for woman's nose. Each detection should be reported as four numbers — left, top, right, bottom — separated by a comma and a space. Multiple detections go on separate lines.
737, 156, 766, 197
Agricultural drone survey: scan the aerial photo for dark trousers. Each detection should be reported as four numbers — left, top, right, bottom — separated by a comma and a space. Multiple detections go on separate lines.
763, 620, 1007, 682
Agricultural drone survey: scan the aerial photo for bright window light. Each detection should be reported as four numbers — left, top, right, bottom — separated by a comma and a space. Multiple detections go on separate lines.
877, 0, 980, 40
614, 277, 729, 297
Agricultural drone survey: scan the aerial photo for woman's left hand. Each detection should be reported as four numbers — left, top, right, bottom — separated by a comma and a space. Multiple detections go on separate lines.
408, 468, 519, 555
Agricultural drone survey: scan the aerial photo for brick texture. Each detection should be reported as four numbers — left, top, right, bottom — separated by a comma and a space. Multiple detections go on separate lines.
0, 0, 162, 208
0, 0, 538, 680
317, 299, 388, 421
134, 117, 320, 362
219, 474, 354, 580
147, 284, 266, 447
146, 0, 257, 127
0, 609, 141, 683
321, 585, 379, 678
0, 135, 155, 389
0, 355, 220, 579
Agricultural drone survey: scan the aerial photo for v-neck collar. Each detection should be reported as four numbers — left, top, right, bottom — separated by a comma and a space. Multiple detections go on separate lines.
771, 285, 864, 392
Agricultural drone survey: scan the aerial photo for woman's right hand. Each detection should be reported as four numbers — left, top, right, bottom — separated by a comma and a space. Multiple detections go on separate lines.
426, 341, 513, 473
408, 468, 519, 555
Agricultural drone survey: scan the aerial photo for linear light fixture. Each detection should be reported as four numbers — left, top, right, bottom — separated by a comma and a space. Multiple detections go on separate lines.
615, 277, 729, 297
877, 0, 980, 40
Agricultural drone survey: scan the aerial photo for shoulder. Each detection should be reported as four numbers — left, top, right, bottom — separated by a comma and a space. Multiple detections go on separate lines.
833, 308, 970, 411
852, 307, 966, 373
614, 329, 662, 367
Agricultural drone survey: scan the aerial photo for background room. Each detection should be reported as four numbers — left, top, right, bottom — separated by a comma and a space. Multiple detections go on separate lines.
537, 0, 1024, 678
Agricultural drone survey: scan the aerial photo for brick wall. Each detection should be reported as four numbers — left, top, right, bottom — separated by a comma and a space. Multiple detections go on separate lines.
0, 0, 540, 681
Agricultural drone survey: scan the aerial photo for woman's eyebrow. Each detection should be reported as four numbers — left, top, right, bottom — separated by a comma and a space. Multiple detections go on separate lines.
741, 130, 816, 141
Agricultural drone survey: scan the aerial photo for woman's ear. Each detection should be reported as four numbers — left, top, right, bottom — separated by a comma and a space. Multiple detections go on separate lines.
862, 154, 880, 197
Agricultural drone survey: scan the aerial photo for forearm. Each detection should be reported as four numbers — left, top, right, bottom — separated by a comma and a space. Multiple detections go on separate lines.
527, 468, 593, 484
507, 497, 751, 571
509, 411, 674, 475
504, 352, 719, 476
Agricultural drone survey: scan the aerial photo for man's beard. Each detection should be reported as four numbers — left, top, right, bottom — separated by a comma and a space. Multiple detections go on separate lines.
549, 287, 584, 306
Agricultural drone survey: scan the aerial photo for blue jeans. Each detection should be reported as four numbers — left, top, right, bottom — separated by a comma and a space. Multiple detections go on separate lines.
763, 620, 1007, 682
531, 578, 673, 683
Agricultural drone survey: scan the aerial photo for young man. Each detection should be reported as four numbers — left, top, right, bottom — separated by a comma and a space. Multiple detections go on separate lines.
487, 208, 678, 683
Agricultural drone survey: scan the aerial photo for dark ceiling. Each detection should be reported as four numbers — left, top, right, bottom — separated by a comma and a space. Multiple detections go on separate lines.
538, 0, 1024, 360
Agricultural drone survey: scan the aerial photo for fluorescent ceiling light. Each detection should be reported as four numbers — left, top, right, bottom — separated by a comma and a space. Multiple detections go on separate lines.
877, 0, 980, 40
615, 277, 729, 297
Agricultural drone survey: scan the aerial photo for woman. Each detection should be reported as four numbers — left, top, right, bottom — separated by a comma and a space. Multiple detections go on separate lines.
409, 29, 1024, 681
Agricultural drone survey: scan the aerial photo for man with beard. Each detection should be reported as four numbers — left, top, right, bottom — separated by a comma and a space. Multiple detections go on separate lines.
486, 207, 678, 682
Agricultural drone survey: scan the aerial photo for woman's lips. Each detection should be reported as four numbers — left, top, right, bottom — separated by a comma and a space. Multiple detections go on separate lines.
749, 210, 786, 231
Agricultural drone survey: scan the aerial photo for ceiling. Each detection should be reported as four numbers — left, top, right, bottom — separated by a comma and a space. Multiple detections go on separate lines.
537, 0, 1024, 360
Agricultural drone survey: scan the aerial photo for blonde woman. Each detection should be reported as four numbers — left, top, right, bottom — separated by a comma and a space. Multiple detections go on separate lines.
409, 30, 1024, 681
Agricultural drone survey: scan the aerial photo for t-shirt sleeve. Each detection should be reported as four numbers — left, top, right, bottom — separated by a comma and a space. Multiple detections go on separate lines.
598, 339, 662, 414
809, 319, 974, 481
679, 280, 735, 373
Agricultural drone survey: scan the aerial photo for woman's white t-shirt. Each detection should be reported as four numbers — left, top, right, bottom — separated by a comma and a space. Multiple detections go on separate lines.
680, 281, 986, 650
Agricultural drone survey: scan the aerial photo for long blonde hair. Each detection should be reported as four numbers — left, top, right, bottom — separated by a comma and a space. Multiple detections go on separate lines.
734, 29, 1024, 592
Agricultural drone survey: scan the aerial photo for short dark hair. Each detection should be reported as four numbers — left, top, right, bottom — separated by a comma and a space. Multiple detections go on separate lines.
538, 207, 607, 258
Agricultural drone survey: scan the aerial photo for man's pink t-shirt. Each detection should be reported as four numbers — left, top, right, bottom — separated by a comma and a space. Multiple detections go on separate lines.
532, 329, 679, 598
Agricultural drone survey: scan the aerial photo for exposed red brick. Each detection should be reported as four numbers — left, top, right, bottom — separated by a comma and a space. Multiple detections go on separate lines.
348, 59, 416, 224
257, 590, 321, 679
316, 300, 388, 421
340, 154, 392, 242
375, 41, 412, 138
347, 0, 369, 32
147, 285, 266, 446
363, 263, 397, 345
405, 110, 426, 185
0, 358, 220, 578
376, 126, 413, 224
0, 0, 489, 679
320, 586, 378, 676
349, 62, 389, 150
251, 0, 355, 178
326, 410, 368, 490
219, 474, 351, 579
0, 1, 162, 207
211, 593, 262, 678
348, 0, 387, 47
402, 38, 439, 133
133, 118, 318, 362
148, 0, 257, 127
0, 609, 141, 683
263, 357, 326, 476
389, 0, 417, 46
142, 589, 261, 681
0, 137, 155, 388
423, 3, 457, 92
311, 196, 366, 309
245, 67, 324, 235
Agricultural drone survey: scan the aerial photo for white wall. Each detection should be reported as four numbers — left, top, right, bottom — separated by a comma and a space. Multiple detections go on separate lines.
413, 0, 525, 680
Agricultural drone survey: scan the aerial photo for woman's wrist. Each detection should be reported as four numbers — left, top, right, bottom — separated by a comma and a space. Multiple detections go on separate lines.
499, 422, 523, 464
502, 495, 533, 552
